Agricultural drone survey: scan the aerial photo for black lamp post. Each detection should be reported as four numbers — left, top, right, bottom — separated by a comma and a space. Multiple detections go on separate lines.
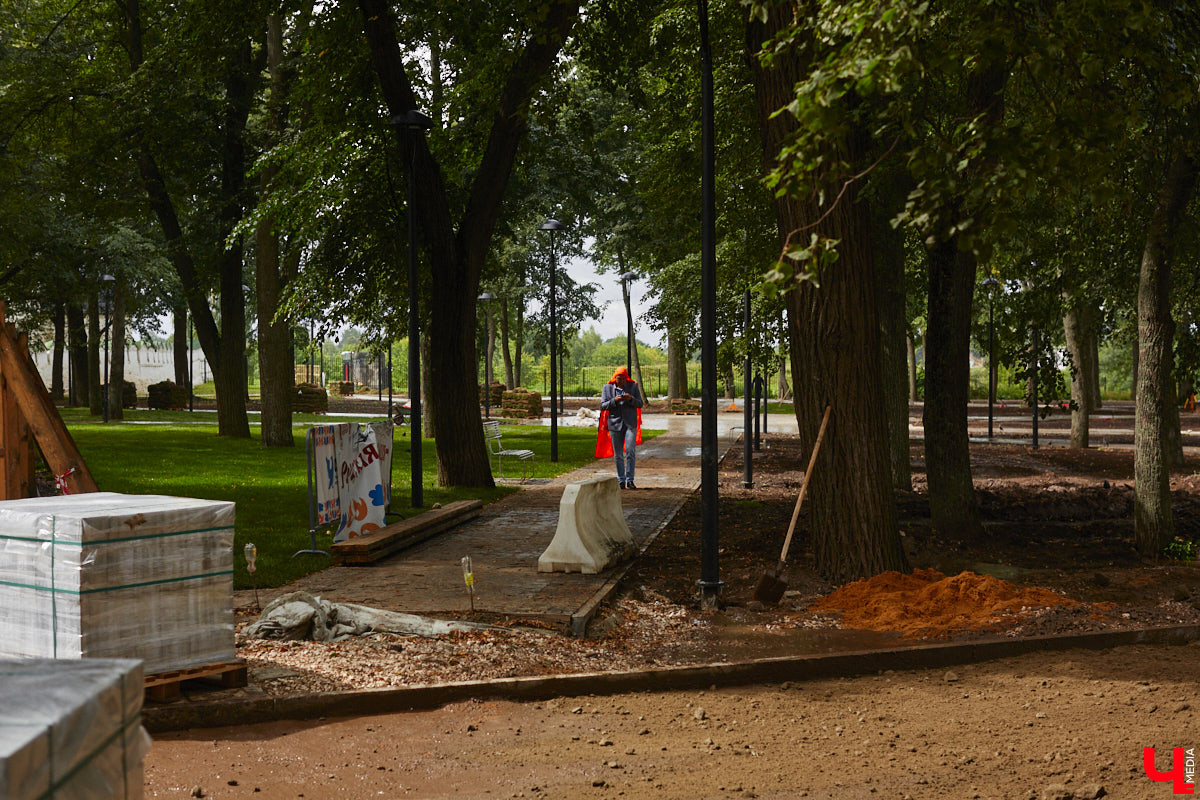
753, 372, 763, 451
620, 271, 638, 374
101, 274, 116, 423
477, 292, 494, 419
188, 313, 194, 413
742, 289, 752, 489
981, 276, 1000, 439
391, 108, 434, 508
539, 218, 565, 462
1028, 264, 1039, 450
697, 0, 721, 609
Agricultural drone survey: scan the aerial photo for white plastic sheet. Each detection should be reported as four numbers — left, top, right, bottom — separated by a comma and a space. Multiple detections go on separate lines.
0, 658, 149, 800
0, 493, 236, 673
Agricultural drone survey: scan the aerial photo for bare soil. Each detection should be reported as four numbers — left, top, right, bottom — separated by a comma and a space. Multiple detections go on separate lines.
625, 438, 1200, 642
144, 435, 1200, 799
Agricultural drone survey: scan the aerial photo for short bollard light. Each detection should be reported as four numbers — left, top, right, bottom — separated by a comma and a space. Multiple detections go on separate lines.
461, 555, 475, 612
245, 543, 260, 611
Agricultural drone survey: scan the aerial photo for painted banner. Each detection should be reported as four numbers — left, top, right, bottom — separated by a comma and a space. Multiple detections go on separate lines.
310, 422, 393, 542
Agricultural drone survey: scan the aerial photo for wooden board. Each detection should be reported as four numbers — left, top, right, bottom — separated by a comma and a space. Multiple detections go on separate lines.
0, 304, 97, 496
330, 499, 483, 565
0, 329, 34, 499
144, 659, 248, 704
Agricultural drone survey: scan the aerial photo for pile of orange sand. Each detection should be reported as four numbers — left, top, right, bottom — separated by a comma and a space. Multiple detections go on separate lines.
810, 568, 1079, 638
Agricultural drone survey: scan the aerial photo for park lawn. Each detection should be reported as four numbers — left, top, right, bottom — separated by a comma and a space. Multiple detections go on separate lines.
63, 414, 655, 589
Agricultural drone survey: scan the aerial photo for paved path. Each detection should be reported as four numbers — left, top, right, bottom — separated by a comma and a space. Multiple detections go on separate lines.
241, 419, 745, 629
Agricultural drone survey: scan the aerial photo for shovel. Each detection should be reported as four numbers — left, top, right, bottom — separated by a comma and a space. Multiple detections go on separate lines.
753, 405, 831, 604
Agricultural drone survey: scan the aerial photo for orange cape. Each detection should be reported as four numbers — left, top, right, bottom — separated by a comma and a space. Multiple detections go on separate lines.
595, 408, 643, 458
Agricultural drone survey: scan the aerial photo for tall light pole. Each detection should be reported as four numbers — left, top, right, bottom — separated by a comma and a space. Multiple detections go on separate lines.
981, 276, 1000, 439
697, 0, 721, 609
619, 271, 638, 374
101, 274, 116, 423
539, 218, 565, 462
188, 313, 194, 412
391, 108, 434, 508
477, 292, 494, 419
1028, 264, 1039, 450
742, 289, 752, 489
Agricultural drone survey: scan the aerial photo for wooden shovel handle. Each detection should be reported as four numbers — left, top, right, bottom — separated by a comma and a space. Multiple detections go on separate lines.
777, 405, 831, 565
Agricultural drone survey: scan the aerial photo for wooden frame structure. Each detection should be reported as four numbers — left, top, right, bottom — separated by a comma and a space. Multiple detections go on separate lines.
0, 303, 97, 498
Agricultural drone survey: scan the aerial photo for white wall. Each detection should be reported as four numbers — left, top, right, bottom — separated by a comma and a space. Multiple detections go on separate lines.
30, 346, 211, 393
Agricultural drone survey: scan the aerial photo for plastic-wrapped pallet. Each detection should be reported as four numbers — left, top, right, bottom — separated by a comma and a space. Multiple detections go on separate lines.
0, 658, 150, 800
0, 492, 236, 674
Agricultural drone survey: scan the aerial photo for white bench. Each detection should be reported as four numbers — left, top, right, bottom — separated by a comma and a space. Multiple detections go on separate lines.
538, 476, 634, 574
483, 420, 535, 481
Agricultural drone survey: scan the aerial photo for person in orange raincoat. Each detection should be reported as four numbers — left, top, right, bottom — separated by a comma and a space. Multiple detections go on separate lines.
596, 366, 643, 488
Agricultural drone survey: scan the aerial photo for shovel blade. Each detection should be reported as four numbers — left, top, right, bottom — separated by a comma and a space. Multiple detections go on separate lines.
753, 566, 788, 605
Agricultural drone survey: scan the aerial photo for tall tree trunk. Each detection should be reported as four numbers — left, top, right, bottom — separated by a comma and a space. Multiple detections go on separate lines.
420, 332, 436, 440
1164, 377, 1184, 468
924, 237, 984, 539
666, 326, 687, 399
68, 303, 87, 407
1134, 149, 1196, 557
485, 304, 496, 391
1063, 294, 1095, 449
907, 335, 917, 401
172, 304, 188, 385
515, 288, 525, 387
50, 303, 65, 401
749, 3, 906, 582
1087, 325, 1103, 410
1130, 339, 1139, 402
922, 64, 1005, 542
107, 287, 126, 420
499, 296, 514, 389
874, 204, 912, 491
256, 12, 295, 448
360, 0, 577, 487
123, 0, 252, 438
631, 327, 645, 395
723, 363, 735, 400
87, 293, 102, 416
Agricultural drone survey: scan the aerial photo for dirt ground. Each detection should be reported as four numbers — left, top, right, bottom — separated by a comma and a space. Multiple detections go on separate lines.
146, 640, 1199, 799
145, 432, 1200, 798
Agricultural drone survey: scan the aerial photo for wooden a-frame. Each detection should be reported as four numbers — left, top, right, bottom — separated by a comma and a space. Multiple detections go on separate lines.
0, 303, 97, 498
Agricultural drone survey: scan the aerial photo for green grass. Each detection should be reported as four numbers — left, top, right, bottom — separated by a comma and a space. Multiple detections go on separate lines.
63, 412, 657, 589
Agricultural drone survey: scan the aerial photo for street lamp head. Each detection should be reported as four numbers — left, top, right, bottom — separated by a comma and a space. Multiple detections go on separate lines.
101, 274, 116, 284
390, 109, 434, 131
477, 292, 494, 302
619, 271, 638, 283
981, 277, 1000, 288
538, 218, 565, 232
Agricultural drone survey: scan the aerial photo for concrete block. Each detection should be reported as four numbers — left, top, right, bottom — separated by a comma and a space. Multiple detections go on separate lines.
538, 477, 635, 574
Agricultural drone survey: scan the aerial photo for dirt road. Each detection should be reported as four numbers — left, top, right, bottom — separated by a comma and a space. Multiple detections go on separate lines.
145, 640, 1199, 800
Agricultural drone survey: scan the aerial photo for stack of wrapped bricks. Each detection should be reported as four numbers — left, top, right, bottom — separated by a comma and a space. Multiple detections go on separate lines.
0, 492, 236, 674
0, 658, 150, 799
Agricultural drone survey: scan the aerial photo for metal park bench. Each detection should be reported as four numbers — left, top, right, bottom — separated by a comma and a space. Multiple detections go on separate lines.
483, 419, 535, 482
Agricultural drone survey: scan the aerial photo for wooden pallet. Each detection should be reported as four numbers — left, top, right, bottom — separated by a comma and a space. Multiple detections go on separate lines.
330, 499, 483, 565
144, 659, 248, 703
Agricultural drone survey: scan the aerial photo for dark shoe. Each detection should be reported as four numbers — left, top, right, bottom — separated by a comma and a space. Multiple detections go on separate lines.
626, 481, 637, 490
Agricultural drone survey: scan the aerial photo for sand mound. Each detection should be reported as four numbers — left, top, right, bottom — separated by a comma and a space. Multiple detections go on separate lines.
810, 568, 1079, 638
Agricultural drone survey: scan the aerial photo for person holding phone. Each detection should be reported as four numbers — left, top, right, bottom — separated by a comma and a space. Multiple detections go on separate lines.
599, 366, 644, 488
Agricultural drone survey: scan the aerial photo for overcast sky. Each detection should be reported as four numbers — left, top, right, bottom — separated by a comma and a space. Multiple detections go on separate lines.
561, 255, 662, 349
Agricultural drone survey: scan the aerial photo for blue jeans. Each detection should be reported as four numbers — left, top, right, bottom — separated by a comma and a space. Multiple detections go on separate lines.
610, 428, 637, 485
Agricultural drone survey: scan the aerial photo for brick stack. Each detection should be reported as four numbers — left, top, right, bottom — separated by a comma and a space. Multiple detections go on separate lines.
147, 381, 189, 410
502, 388, 542, 419
292, 383, 328, 413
